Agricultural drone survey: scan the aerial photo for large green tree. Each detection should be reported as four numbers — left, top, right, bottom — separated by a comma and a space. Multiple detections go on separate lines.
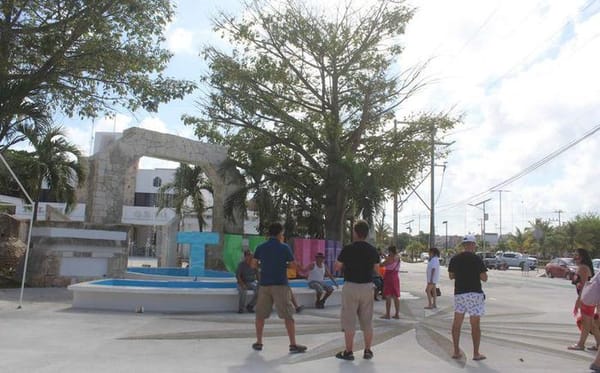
568, 214, 600, 257
187, 0, 459, 241
0, 0, 196, 150
0, 149, 37, 197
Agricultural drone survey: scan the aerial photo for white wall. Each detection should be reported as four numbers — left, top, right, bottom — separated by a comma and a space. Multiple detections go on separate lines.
60, 258, 108, 277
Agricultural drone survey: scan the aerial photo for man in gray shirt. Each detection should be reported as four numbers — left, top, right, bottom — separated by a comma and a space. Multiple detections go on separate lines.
236, 250, 258, 313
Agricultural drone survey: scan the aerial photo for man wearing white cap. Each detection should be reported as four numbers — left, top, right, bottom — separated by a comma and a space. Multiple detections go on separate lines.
448, 234, 488, 361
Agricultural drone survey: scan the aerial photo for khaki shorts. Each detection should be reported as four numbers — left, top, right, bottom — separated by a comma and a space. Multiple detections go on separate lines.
255, 285, 295, 320
340, 282, 374, 332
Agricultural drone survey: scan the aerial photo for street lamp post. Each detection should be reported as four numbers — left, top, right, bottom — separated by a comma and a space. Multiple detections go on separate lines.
469, 198, 492, 252
151, 177, 162, 258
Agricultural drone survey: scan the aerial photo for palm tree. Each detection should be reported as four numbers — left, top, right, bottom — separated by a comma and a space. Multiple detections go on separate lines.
0, 95, 52, 153
343, 163, 387, 242
18, 123, 86, 222
220, 151, 283, 235
374, 210, 392, 248
509, 227, 527, 251
156, 164, 212, 232
564, 221, 578, 251
527, 218, 553, 258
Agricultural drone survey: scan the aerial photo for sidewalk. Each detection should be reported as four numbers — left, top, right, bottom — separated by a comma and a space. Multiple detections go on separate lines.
0, 262, 595, 372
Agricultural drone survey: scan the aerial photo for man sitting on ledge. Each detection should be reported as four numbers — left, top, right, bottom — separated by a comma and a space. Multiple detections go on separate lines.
236, 250, 258, 313
303, 253, 338, 309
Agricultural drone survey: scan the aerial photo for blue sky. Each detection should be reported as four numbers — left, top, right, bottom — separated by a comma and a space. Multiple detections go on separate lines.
60, 0, 600, 237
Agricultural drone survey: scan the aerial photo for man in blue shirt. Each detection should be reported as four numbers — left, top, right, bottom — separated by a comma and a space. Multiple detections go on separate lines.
251, 222, 307, 353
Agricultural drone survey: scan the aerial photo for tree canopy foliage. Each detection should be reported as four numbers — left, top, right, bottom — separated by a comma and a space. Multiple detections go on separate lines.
500, 213, 600, 258
0, 0, 196, 150
186, 0, 460, 241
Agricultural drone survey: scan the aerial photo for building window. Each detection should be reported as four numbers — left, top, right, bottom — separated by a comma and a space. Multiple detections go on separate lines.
134, 192, 175, 208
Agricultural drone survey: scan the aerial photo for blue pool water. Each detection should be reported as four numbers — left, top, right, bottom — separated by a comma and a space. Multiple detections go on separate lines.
127, 267, 234, 278
92, 278, 342, 289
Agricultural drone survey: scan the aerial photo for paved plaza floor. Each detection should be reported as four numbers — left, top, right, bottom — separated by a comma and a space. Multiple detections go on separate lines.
0, 262, 597, 372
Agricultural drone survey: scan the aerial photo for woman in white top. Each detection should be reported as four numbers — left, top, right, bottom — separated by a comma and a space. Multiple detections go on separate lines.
425, 247, 441, 309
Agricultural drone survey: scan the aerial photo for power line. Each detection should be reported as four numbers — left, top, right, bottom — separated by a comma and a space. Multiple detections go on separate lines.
437, 122, 600, 212
434, 162, 447, 205
455, 4, 501, 56
486, 0, 597, 89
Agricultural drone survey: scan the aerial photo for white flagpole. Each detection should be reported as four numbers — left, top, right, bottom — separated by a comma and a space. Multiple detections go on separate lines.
0, 152, 35, 309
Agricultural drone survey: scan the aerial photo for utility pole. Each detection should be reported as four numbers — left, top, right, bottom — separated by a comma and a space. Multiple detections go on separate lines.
404, 220, 414, 235
395, 120, 452, 249
429, 123, 435, 248
493, 189, 510, 241
554, 209, 564, 226
428, 123, 454, 249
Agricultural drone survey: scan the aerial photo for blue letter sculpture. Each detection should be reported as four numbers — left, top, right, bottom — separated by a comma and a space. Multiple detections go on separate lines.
177, 232, 220, 277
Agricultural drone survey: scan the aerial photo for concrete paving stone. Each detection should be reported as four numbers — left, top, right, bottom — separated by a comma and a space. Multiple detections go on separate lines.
0, 262, 596, 372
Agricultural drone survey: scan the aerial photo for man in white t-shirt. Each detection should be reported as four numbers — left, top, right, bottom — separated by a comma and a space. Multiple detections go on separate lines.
425, 247, 441, 309
303, 253, 338, 308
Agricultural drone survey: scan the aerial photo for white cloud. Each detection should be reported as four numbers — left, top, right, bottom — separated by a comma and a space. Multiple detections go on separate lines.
166, 27, 196, 56
138, 116, 169, 133
94, 114, 133, 133
65, 125, 94, 156
389, 0, 600, 236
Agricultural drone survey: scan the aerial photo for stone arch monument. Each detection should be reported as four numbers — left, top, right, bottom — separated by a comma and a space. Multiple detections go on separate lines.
85, 127, 244, 267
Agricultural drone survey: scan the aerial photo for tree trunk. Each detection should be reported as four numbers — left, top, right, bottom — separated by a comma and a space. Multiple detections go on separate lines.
32, 200, 39, 223
324, 163, 347, 242
325, 195, 345, 242
32, 177, 43, 223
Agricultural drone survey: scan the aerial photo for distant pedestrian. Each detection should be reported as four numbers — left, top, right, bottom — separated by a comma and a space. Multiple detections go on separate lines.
448, 234, 488, 361
372, 270, 384, 301
334, 220, 380, 361
425, 247, 441, 309
251, 222, 307, 354
379, 245, 401, 319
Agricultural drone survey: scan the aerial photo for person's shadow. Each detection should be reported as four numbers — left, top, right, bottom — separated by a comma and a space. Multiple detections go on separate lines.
227, 350, 282, 373
336, 360, 376, 373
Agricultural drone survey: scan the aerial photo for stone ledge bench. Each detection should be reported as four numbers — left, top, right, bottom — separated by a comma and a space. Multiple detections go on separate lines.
68, 280, 343, 313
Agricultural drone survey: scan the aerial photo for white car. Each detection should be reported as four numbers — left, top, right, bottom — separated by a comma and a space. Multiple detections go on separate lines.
420, 252, 430, 261
497, 252, 537, 270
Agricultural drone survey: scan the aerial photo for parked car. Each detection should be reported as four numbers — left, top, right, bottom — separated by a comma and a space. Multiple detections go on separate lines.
497, 252, 537, 270
476, 252, 499, 269
420, 252, 430, 261
545, 258, 577, 279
